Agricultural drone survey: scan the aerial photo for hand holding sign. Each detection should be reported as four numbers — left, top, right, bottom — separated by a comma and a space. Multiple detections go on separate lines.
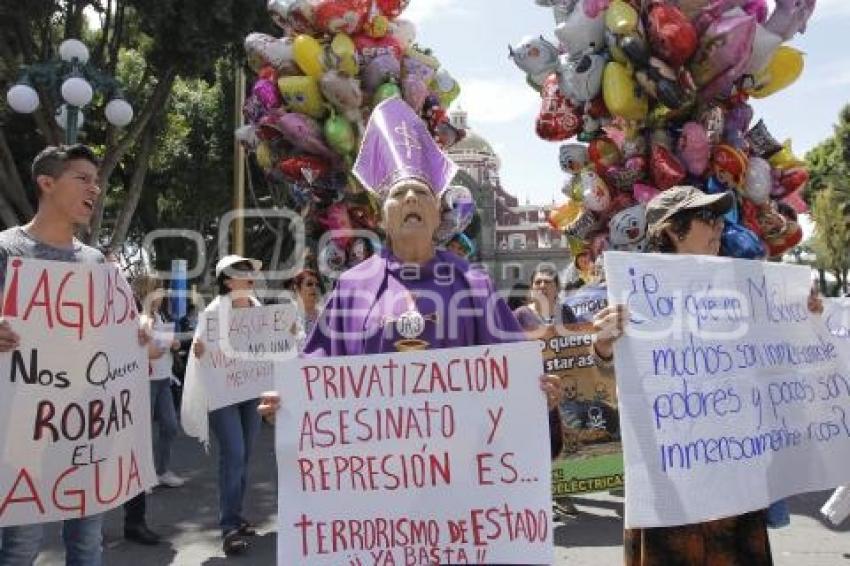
0, 318, 20, 352
591, 304, 627, 359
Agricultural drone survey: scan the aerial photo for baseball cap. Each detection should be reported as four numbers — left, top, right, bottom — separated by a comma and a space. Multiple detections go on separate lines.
215, 255, 262, 278
645, 185, 734, 231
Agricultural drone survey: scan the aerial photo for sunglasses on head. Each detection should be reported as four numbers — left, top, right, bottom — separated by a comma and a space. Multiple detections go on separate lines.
228, 262, 256, 272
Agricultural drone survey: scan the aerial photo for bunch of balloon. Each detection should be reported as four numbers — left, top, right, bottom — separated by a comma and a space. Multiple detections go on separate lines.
512, 0, 814, 261
238, 0, 467, 275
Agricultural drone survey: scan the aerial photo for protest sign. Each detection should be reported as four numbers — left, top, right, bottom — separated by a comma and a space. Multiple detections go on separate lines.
0, 258, 155, 526
191, 302, 296, 411
823, 298, 850, 340
563, 283, 609, 323
547, 285, 624, 497
275, 342, 553, 566
605, 251, 850, 528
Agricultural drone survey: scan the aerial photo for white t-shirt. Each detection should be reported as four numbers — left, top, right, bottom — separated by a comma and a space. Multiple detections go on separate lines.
147, 312, 175, 381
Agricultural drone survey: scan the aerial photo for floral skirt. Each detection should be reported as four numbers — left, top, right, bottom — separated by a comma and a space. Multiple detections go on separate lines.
624, 510, 772, 566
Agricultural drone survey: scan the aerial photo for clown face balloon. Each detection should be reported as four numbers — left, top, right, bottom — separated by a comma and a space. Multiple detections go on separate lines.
278, 75, 327, 119
313, 0, 370, 35
508, 35, 561, 87
609, 204, 647, 251
536, 75, 582, 141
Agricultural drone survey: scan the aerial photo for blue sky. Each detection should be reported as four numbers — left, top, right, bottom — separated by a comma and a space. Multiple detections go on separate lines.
407, 0, 850, 207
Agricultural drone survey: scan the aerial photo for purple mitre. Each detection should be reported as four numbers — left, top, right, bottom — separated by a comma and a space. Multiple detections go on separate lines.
353, 98, 457, 197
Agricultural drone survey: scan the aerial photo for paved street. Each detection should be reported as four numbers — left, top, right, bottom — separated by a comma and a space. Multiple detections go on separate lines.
36, 425, 850, 565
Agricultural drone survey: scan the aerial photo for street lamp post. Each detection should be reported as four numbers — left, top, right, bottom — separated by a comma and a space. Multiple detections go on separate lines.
5, 39, 133, 144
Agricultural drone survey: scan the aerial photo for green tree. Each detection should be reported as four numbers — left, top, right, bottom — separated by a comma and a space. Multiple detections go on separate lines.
810, 185, 850, 296
0, 0, 266, 246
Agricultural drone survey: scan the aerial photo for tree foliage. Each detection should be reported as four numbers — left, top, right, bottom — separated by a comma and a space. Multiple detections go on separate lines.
0, 0, 267, 250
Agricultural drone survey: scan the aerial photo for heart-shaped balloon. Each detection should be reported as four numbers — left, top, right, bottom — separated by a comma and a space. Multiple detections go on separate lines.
647, 2, 698, 67
650, 144, 686, 190
535, 74, 582, 141
375, 0, 410, 18
252, 78, 281, 110
354, 33, 404, 65
588, 137, 621, 170
536, 74, 582, 141
771, 166, 809, 199
313, 0, 370, 35
633, 182, 660, 204
278, 155, 331, 184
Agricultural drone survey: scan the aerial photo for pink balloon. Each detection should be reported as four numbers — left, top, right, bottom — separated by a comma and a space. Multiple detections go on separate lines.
633, 183, 660, 205
677, 122, 711, 176
691, 12, 756, 100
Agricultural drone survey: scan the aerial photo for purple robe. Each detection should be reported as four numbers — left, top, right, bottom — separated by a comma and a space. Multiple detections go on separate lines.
303, 249, 563, 457
303, 249, 524, 356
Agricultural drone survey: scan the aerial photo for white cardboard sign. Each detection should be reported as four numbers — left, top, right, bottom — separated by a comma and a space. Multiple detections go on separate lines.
275, 342, 553, 565
192, 302, 296, 411
0, 258, 156, 526
605, 251, 850, 528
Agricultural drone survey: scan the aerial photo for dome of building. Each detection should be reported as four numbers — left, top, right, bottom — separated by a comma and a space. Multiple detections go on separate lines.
447, 108, 496, 158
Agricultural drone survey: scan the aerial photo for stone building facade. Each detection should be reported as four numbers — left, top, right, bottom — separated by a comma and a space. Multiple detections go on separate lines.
446, 109, 574, 290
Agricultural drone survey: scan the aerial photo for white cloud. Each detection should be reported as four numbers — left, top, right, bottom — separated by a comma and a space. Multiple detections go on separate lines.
404, 0, 471, 26
454, 77, 539, 124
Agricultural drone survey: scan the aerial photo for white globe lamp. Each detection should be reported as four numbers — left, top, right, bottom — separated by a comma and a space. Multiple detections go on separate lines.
6, 84, 39, 113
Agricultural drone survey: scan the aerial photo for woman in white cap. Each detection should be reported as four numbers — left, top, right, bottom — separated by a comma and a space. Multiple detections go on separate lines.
185, 254, 263, 556
592, 185, 822, 566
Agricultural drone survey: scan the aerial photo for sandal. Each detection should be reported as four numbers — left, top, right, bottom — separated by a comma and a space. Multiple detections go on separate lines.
238, 520, 258, 537
223, 530, 249, 556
